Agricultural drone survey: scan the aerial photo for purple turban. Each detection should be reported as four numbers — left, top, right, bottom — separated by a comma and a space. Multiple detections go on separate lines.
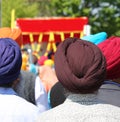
55, 37, 106, 93
0, 38, 22, 84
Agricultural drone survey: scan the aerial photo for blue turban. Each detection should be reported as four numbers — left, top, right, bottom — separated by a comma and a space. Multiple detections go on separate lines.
0, 38, 22, 84
81, 32, 107, 45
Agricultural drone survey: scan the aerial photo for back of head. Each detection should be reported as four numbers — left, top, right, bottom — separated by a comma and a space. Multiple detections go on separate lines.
15, 70, 36, 105
0, 38, 22, 85
55, 37, 106, 94
50, 82, 66, 108
98, 36, 120, 80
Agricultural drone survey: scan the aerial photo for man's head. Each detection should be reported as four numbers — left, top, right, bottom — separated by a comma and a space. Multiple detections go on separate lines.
0, 38, 22, 86
98, 36, 120, 80
54, 37, 106, 94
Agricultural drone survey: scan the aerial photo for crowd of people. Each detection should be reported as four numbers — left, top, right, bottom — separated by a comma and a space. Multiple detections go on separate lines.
0, 27, 120, 122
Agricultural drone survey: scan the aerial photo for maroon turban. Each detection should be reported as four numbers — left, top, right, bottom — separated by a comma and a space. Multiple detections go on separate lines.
55, 37, 106, 94
98, 36, 120, 79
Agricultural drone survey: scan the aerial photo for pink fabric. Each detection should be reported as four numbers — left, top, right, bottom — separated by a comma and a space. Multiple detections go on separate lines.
38, 56, 48, 66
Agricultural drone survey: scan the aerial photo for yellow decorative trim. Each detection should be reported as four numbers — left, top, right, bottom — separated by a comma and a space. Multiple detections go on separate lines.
70, 32, 74, 37
11, 9, 15, 29
60, 32, 64, 41
45, 32, 57, 56
22, 31, 84, 55
80, 31, 84, 38
36, 33, 43, 52
29, 33, 35, 50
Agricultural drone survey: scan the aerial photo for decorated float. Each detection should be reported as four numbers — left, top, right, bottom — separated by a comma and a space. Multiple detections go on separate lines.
16, 17, 89, 56
12, 14, 90, 70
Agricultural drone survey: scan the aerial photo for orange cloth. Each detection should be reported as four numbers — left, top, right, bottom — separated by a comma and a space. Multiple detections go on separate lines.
21, 53, 29, 71
0, 27, 22, 47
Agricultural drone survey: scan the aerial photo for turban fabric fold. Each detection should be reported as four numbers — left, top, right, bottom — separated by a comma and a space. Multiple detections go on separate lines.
0, 27, 22, 47
98, 36, 120, 79
55, 37, 106, 93
81, 32, 107, 45
0, 38, 22, 84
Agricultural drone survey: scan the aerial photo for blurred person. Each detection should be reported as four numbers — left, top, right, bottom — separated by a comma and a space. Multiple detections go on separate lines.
97, 36, 120, 107
0, 38, 40, 122
49, 82, 66, 108
0, 27, 49, 112
38, 65, 59, 108
38, 65, 58, 93
15, 70, 36, 105
36, 37, 120, 122
14, 70, 50, 112
48, 36, 120, 109
21, 48, 29, 71
32, 52, 39, 65
20, 48, 49, 110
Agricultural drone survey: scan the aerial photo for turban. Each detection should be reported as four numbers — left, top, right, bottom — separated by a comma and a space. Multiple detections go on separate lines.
44, 59, 54, 68
38, 56, 48, 66
0, 27, 22, 47
81, 32, 107, 45
55, 37, 106, 93
0, 38, 22, 84
98, 36, 120, 79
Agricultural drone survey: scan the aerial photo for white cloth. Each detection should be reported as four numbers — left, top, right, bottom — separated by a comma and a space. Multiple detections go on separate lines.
36, 93, 120, 122
35, 76, 50, 112
0, 87, 40, 122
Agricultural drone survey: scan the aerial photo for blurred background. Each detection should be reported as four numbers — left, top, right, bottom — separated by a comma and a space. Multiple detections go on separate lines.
0, 0, 120, 36
0, 0, 120, 72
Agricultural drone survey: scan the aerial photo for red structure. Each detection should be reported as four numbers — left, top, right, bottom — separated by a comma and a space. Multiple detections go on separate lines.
16, 17, 88, 55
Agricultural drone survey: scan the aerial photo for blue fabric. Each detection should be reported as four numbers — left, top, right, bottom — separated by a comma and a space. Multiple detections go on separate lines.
29, 63, 38, 75
0, 87, 18, 95
0, 38, 22, 84
47, 90, 52, 109
81, 32, 107, 45
103, 80, 120, 87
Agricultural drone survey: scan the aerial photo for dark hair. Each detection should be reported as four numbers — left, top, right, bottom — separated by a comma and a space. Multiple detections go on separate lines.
0, 81, 14, 88
32, 55, 38, 64
50, 82, 66, 108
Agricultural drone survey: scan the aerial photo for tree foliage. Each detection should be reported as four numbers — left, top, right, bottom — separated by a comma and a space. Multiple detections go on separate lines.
2, 0, 39, 27
39, 0, 120, 36
1, 0, 120, 36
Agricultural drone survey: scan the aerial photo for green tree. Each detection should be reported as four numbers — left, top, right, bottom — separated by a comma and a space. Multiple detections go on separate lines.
48, 0, 81, 17
36, 0, 52, 17
2, 0, 120, 36
80, 0, 120, 36
2, 0, 39, 27
41, 0, 120, 36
